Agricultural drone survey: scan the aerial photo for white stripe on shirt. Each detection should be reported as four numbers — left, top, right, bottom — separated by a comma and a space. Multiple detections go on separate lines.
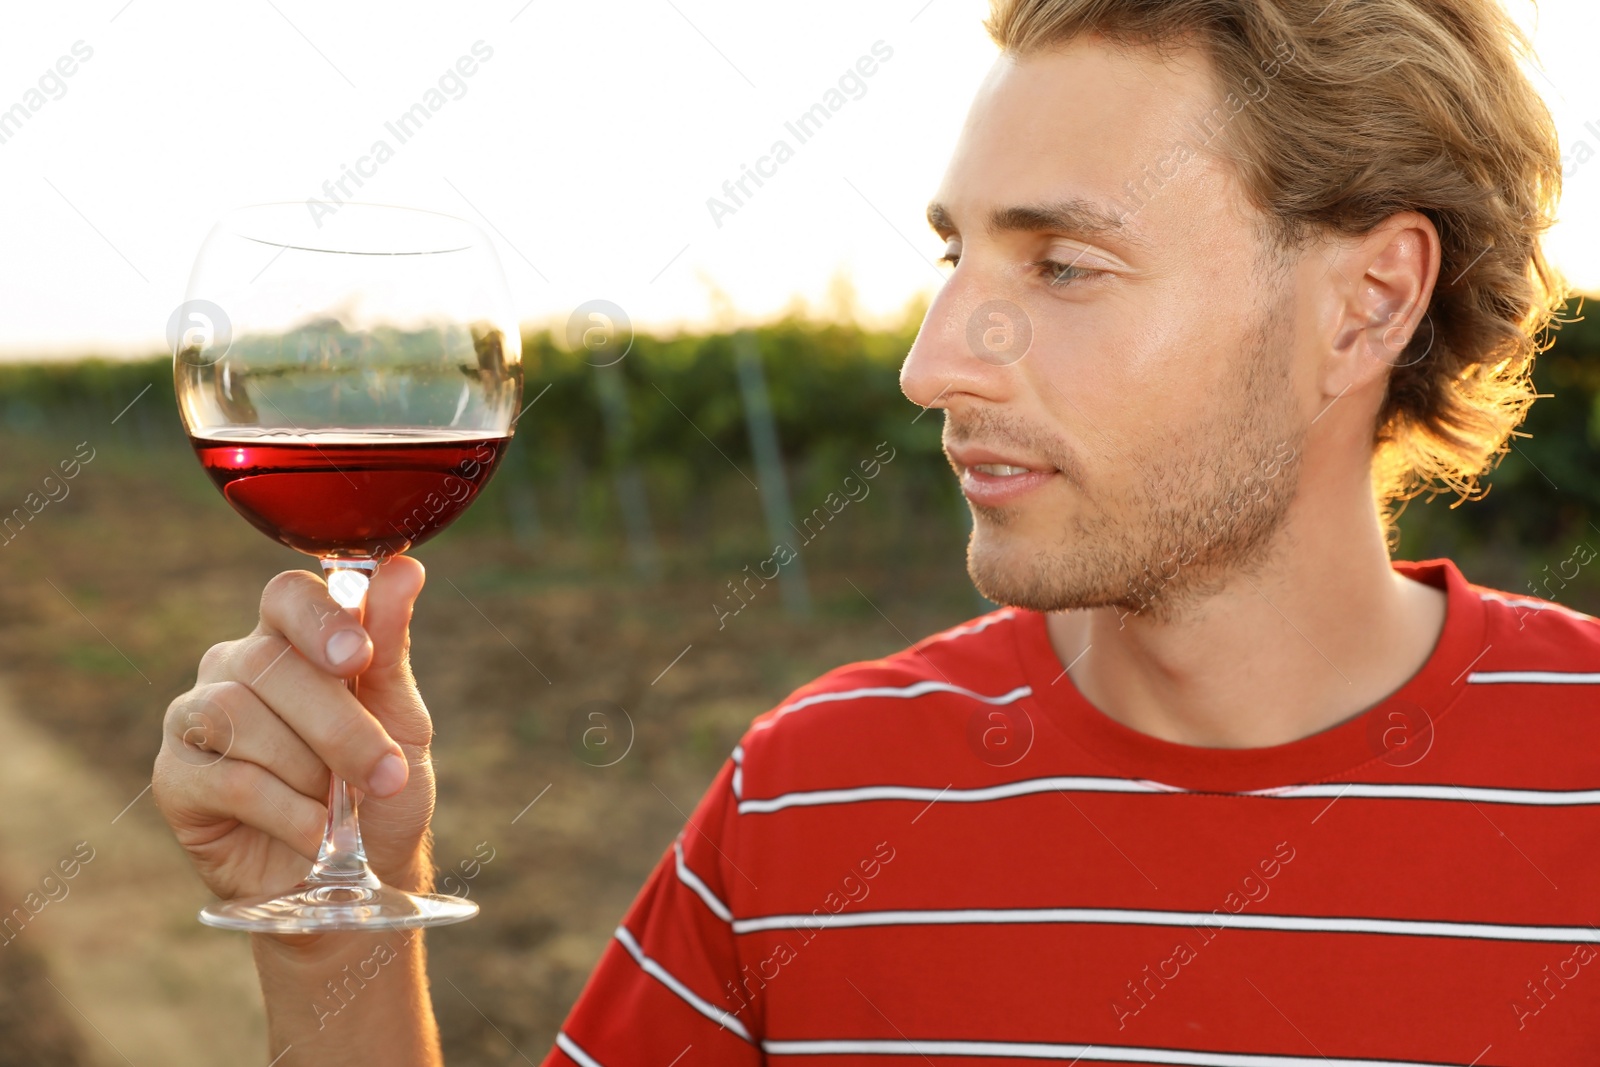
739, 775, 1177, 815
613, 925, 752, 1040
739, 774, 1600, 815
1245, 780, 1600, 804
732, 905, 1600, 944
762, 1036, 1484, 1066
1478, 589, 1597, 623
556, 1032, 605, 1067
749, 681, 1031, 734
922, 610, 1018, 643
674, 836, 733, 923
1467, 670, 1600, 684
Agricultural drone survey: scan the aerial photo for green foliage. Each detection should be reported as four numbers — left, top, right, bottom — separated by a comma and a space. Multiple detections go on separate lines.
511, 316, 940, 470
0, 303, 1594, 578
1407, 299, 1600, 547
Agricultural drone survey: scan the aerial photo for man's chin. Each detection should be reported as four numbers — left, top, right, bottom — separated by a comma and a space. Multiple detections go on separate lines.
967, 536, 1093, 615
966, 499, 1015, 529
970, 572, 1086, 614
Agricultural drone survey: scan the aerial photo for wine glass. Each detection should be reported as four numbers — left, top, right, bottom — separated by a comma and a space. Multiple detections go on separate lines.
173, 202, 522, 932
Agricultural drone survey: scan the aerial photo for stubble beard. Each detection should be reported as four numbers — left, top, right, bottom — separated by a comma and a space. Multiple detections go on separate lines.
963, 292, 1307, 621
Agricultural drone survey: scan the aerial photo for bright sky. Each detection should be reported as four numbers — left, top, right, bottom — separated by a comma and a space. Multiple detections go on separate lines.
0, 0, 1595, 359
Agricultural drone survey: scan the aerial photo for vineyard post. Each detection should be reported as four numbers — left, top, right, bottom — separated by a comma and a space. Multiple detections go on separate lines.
735, 330, 811, 619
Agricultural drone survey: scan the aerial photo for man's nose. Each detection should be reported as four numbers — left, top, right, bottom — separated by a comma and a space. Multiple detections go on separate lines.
900, 275, 1033, 412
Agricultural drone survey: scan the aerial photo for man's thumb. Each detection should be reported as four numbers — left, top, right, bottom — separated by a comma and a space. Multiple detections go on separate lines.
359, 554, 426, 698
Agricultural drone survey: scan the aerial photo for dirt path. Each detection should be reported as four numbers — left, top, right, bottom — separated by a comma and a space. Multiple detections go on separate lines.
0, 679, 265, 1066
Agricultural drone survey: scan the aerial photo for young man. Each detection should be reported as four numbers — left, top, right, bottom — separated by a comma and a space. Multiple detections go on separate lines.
156, 0, 1599, 1063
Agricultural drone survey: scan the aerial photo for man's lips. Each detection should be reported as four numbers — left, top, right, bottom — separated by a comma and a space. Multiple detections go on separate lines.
946, 444, 1059, 506
946, 444, 1057, 476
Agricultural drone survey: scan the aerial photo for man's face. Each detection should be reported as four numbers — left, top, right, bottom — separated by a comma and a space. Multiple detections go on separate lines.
900, 37, 1317, 620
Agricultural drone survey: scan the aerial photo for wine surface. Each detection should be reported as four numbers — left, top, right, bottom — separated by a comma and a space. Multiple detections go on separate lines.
191, 430, 510, 558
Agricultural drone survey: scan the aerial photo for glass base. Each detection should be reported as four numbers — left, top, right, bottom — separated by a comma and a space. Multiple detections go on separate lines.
199, 881, 479, 933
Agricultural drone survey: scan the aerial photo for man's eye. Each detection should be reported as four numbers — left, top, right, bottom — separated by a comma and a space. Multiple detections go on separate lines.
937, 238, 960, 268
1037, 258, 1102, 287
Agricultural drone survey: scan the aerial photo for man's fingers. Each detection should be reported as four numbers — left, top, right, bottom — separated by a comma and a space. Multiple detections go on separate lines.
187, 562, 429, 799
362, 555, 426, 692
256, 569, 374, 678
165, 681, 331, 801
354, 556, 434, 749
219, 635, 410, 799
157, 757, 327, 864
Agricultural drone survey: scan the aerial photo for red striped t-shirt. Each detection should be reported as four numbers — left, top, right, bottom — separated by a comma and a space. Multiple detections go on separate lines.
543, 557, 1600, 1067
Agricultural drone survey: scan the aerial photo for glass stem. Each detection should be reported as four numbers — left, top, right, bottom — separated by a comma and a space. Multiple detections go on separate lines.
308, 557, 381, 888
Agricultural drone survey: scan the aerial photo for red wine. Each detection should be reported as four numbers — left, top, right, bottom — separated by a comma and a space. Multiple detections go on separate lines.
190, 430, 510, 558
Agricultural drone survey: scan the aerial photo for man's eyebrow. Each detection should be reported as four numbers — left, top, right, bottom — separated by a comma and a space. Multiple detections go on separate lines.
926, 199, 1146, 250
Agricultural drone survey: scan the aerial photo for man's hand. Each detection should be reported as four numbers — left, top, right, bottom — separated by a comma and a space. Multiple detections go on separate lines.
154, 556, 436, 910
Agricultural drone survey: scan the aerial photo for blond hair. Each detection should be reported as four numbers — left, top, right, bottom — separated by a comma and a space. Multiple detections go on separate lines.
986, 0, 1568, 535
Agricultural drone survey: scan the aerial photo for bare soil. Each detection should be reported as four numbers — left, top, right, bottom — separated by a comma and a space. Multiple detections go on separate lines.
0, 428, 977, 1065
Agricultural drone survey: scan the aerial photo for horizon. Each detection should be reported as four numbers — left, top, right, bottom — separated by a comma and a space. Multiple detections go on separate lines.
0, 0, 1594, 363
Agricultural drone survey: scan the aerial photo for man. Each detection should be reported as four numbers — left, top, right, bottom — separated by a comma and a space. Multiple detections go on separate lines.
156, 0, 1600, 1063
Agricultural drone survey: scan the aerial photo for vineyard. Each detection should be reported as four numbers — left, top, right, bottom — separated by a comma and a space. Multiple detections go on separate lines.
0, 306, 1595, 1065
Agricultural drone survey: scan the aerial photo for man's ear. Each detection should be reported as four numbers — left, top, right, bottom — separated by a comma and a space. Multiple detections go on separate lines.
1319, 211, 1441, 397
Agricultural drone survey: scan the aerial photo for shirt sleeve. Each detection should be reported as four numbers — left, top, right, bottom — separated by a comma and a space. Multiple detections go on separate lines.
541, 752, 761, 1066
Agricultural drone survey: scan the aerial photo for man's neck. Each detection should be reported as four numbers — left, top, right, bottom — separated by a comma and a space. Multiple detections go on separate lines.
1044, 508, 1449, 750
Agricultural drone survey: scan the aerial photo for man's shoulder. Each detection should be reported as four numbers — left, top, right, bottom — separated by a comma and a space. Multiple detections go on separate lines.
1440, 569, 1600, 787
1398, 556, 1600, 675
1470, 574, 1600, 674
737, 605, 1030, 765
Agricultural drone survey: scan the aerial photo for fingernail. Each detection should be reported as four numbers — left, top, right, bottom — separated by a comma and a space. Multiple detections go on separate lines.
326, 629, 366, 667
369, 752, 407, 798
